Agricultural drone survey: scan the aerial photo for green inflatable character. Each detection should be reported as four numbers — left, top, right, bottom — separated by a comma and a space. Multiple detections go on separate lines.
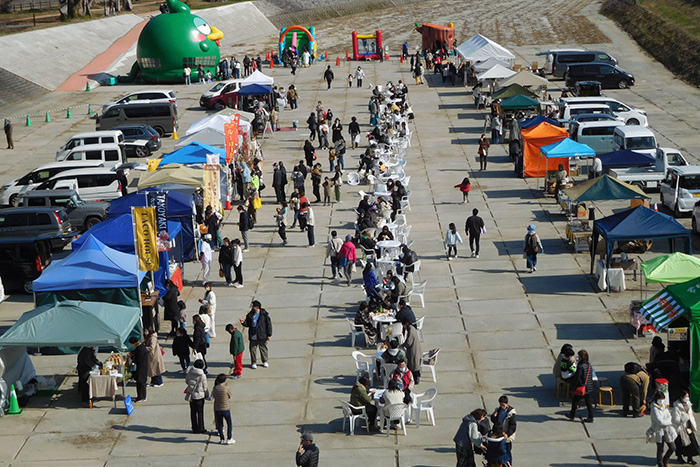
131, 0, 224, 83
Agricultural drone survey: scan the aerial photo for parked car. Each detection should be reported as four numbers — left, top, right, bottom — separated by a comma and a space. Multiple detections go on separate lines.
55, 143, 126, 169
200, 79, 243, 110
111, 124, 162, 157
547, 50, 617, 78
0, 236, 52, 293
34, 167, 122, 202
609, 147, 689, 191
571, 113, 620, 124
612, 126, 657, 156
570, 120, 624, 155
0, 207, 77, 251
562, 96, 648, 126
56, 130, 125, 160
96, 102, 178, 137
535, 49, 586, 74
660, 166, 700, 217
19, 189, 109, 232
0, 160, 105, 207
102, 89, 176, 113
565, 63, 635, 89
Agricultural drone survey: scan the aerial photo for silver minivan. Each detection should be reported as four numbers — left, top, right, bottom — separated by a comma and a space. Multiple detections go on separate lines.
612, 126, 658, 156
56, 131, 124, 160
34, 167, 122, 202
55, 143, 126, 168
570, 120, 624, 155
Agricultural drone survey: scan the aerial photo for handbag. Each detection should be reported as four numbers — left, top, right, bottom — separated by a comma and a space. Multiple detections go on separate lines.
573, 364, 591, 396
480, 226, 487, 235
253, 197, 262, 210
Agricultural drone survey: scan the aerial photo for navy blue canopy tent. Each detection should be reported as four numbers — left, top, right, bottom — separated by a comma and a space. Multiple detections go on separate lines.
520, 115, 560, 129
598, 150, 655, 171
237, 84, 273, 96
72, 214, 183, 294
108, 189, 196, 261
590, 206, 692, 272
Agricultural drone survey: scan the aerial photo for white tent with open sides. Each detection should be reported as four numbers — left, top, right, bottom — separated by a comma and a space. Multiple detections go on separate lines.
241, 70, 274, 87
457, 34, 515, 63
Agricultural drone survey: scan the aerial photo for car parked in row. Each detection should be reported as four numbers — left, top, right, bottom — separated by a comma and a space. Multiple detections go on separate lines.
102, 89, 176, 113
0, 236, 52, 293
19, 189, 108, 232
112, 124, 162, 157
34, 167, 123, 202
565, 63, 635, 89
0, 207, 77, 251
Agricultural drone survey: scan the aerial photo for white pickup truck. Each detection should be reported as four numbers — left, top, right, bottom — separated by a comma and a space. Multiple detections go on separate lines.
609, 148, 689, 190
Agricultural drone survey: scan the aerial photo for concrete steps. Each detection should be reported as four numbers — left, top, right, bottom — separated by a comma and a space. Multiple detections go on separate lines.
0, 67, 50, 110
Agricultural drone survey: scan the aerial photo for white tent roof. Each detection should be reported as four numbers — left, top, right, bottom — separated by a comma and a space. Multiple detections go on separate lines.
477, 64, 517, 82
241, 70, 274, 87
473, 57, 511, 72
496, 70, 550, 90
186, 113, 252, 137
457, 34, 515, 63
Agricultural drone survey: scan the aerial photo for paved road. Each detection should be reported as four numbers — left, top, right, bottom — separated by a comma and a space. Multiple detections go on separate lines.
1, 1, 699, 465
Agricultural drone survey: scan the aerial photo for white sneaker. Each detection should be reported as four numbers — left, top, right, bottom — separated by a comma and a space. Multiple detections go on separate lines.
262, 362, 269, 368
475, 255, 479, 258
234, 283, 243, 288
447, 257, 452, 261
220, 440, 226, 445
226, 439, 236, 445
471, 252, 475, 257
251, 363, 257, 369
242, 249, 249, 253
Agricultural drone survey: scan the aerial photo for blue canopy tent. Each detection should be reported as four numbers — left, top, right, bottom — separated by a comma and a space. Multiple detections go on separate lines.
72, 214, 183, 294
590, 206, 692, 272
108, 189, 196, 261
159, 142, 227, 166
521, 116, 560, 129
237, 83, 273, 96
539, 138, 596, 189
33, 236, 145, 307
598, 149, 655, 171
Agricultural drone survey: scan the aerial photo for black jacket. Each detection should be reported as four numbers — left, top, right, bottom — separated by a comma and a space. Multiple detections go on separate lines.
490, 405, 516, 438
465, 215, 484, 236
131, 343, 149, 383
242, 308, 273, 341
349, 121, 361, 135
238, 211, 250, 231
172, 333, 192, 357
324, 68, 334, 81
163, 285, 180, 321
573, 362, 595, 394
77, 347, 99, 377
296, 443, 319, 467
192, 321, 208, 355
273, 168, 284, 188
219, 244, 234, 265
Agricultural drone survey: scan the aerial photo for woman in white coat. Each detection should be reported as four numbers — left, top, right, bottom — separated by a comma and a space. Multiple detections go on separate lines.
648, 390, 678, 467
673, 389, 699, 464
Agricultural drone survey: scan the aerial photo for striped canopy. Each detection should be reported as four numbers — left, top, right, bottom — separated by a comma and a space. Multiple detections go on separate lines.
640, 277, 700, 331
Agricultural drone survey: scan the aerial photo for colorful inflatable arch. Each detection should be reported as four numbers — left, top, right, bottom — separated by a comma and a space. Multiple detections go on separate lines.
351, 30, 384, 61
415, 22, 455, 52
279, 25, 317, 61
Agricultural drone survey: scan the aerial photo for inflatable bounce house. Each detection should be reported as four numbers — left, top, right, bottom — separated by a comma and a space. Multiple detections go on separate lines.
351, 30, 384, 60
415, 22, 455, 52
125, 0, 223, 83
279, 25, 317, 62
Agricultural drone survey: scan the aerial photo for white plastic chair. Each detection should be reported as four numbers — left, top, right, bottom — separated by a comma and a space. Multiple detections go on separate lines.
399, 225, 413, 245
380, 363, 398, 389
347, 318, 365, 347
340, 400, 370, 435
400, 195, 411, 213
408, 280, 428, 308
407, 259, 421, 284
380, 403, 407, 436
402, 175, 411, 187
386, 322, 404, 345
352, 350, 377, 382
411, 388, 437, 428
415, 316, 425, 342
421, 348, 440, 382
347, 172, 361, 186
358, 190, 368, 199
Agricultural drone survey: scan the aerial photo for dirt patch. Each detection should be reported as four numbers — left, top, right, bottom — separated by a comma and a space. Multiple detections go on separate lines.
70, 429, 119, 446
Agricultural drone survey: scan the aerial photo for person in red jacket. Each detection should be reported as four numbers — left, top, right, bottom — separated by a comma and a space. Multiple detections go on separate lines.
454, 177, 471, 203
337, 235, 357, 287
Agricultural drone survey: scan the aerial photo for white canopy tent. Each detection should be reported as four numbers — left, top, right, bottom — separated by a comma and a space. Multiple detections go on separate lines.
241, 70, 274, 87
495, 70, 550, 91
457, 34, 515, 63
476, 64, 517, 82
186, 113, 252, 137
473, 57, 511, 72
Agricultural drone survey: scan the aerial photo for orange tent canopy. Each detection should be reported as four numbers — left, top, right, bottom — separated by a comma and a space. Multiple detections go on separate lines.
521, 122, 569, 178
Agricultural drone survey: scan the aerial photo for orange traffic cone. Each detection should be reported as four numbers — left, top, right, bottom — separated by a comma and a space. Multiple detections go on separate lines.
346, 50, 350, 61
265, 51, 270, 61
225, 193, 232, 210
336, 56, 340, 66
400, 54, 404, 64
324, 51, 328, 60
270, 56, 274, 69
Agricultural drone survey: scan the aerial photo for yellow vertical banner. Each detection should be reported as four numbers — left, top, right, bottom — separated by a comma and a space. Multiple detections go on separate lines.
132, 207, 159, 271
204, 165, 220, 210
224, 122, 236, 164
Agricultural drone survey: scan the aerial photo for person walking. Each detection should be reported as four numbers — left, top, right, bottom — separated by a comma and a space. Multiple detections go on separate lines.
453, 408, 489, 467
331, 166, 343, 203
303, 140, 316, 167
212, 374, 235, 444
491, 114, 502, 144
145, 328, 165, 388
191, 314, 208, 373
128, 336, 149, 403
275, 202, 289, 245
300, 202, 315, 247
273, 162, 286, 203
331, 118, 343, 143
490, 395, 517, 465
326, 230, 344, 279
401, 319, 422, 384
566, 349, 595, 423
198, 282, 217, 337
323, 65, 334, 89
231, 238, 243, 288
172, 327, 192, 373
355, 66, 365, 88
183, 66, 191, 85
649, 390, 678, 467
454, 177, 471, 203
349, 116, 361, 149
673, 389, 699, 464
444, 222, 463, 260
4, 119, 13, 149
478, 134, 491, 171
287, 85, 298, 109
465, 208, 484, 258
338, 234, 357, 286
185, 359, 209, 434
237, 205, 250, 251
311, 163, 322, 203
296, 433, 320, 467
523, 224, 544, 273
318, 120, 329, 150
225, 323, 245, 379
240, 300, 272, 369
307, 113, 318, 141
219, 237, 234, 286
163, 279, 180, 335
199, 234, 213, 285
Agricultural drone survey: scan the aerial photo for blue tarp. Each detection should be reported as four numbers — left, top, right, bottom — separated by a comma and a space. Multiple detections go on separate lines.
34, 236, 142, 292
520, 116, 560, 129
160, 142, 227, 166
591, 206, 692, 271
237, 83, 273, 96
107, 189, 196, 261
541, 138, 596, 159
72, 214, 183, 294
598, 149, 655, 170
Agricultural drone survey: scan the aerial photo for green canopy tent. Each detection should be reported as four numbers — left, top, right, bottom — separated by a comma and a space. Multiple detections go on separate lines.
499, 94, 540, 111
491, 83, 539, 101
640, 278, 700, 406
563, 174, 649, 202
0, 300, 142, 351
640, 252, 700, 300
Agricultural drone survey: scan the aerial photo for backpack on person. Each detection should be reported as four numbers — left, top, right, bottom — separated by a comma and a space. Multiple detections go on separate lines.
247, 212, 255, 230
527, 234, 540, 253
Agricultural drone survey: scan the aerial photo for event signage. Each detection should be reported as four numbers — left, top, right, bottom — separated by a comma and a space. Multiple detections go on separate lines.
668, 327, 688, 341
124, 395, 135, 415
640, 290, 689, 331
132, 207, 159, 271
146, 191, 169, 252
204, 153, 220, 209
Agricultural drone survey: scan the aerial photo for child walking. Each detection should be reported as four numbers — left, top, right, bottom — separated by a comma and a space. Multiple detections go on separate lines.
348, 74, 354, 87
322, 177, 333, 206
225, 323, 245, 379
454, 176, 471, 203
444, 222, 463, 260
172, 327, 193, 373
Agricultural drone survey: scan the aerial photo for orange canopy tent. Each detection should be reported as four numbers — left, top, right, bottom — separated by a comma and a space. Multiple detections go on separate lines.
521, 122, 569, 178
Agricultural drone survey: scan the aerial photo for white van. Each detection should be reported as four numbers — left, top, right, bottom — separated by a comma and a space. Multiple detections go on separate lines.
535, 49, 585, 74
570, 120, 624, 155
55, 143, 126, 168
0, 160, 105, 207
561, 103, 621, 122
562, 97, 648, 126
34, 168, 122, 201
660, 166, 700, 216
56, 131, 124, 160
612, 126, 658, 156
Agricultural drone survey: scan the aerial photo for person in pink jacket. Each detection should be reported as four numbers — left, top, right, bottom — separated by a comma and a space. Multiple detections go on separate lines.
338, 235, 357, 287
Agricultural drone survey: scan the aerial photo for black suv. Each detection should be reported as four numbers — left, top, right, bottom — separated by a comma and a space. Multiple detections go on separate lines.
0, 237, 52, 293
112, 124, 162, 157
0, 207, 78, 251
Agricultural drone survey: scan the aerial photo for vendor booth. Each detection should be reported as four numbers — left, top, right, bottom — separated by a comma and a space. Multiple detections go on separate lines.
476, 64, 516, 83
456, 34, 515, 63
186, 111, 253, 137
473, 57, 511, 73
175, 128, 225, 150
416, 23, 455, 53
240, 70, 274, 87
137, 164, 204, 191
598, 149, 655, 172
520, 121, 569, 178
539, 138, 596, 189
496, 70, 549, 92
108, 189, 196, 262
236, 83, 274, 113
160, 142, 227, 166
491, 83, 539, 101
499, 94, 540, 111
